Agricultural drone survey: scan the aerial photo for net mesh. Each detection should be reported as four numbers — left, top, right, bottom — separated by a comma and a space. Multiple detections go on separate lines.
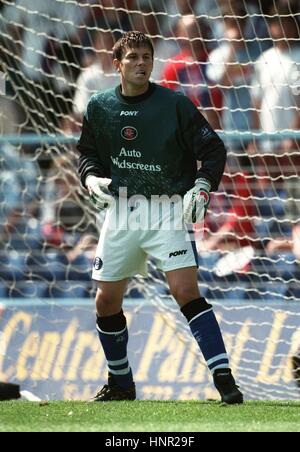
0, 0, 300, 400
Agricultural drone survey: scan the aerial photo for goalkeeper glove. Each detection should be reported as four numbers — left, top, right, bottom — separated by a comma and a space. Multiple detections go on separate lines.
183, 178, 211, 223
86, 175, 114, 211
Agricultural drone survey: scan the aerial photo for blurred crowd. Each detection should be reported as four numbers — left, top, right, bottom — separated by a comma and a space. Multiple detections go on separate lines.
0, 0, 300, 300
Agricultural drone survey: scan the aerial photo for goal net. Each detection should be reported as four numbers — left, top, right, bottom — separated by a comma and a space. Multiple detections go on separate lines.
0, 0, 300, 401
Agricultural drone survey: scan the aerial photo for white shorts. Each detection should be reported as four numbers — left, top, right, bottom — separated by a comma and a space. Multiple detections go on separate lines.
92, 198, 198, 282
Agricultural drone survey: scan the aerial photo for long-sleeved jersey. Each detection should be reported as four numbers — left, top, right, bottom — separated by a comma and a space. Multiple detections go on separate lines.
77, 82, 227, 198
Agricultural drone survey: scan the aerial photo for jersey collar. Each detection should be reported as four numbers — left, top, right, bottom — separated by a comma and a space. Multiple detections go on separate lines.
115, 82, 156, 104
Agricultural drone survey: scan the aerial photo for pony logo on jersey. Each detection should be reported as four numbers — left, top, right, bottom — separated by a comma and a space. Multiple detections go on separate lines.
120, 111, 139, 116
121, 126, 138, 141
93, 257, 103, 271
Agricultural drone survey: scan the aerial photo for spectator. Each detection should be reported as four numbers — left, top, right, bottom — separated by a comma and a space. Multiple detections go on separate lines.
40, 152, 95, 249
207, 6, 257, 149
84, 0, 133, 37
0, 142, 39, 247
197, 157, 257, 253
0, 95, 22, 136
73, 30, 117, 116
157, 0, 220, 37
160, 15, 222, 129
249, 4, 300, 225
131, 3, 180, 83
66, 233, 98, 265
0, 10, 26, 133
243, 0, 273, 57
0, 29, 25, 135
1, 0, 93, 131
265, 183, 300, 258
250, 5, 300, 153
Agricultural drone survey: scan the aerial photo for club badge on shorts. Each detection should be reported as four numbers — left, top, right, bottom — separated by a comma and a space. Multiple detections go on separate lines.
93, 257, 103, 271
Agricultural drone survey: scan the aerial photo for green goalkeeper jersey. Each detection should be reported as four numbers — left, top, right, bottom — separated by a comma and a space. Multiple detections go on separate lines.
78, 83, 226, 198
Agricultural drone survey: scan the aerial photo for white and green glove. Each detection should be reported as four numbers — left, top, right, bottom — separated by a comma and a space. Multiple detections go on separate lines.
86, 175, 114, 211
183, 178, 211, 223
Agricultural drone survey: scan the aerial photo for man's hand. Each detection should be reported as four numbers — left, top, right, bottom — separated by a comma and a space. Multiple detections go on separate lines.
86, 175, 114, 211
183, 178, 211, 223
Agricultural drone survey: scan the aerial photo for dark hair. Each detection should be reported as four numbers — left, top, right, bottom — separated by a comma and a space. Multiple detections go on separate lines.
112, 31, 154, 61
267, 4, 298, 23
222, 5, 247, 26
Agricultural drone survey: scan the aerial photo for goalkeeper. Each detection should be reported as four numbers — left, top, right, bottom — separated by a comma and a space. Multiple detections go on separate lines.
77, 31, 243, 404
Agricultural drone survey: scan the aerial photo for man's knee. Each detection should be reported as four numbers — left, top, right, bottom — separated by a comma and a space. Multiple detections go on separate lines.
96, 287, 109, 304
169, 284, 200, 305
95, 278, 128, 316
95, 286, 124, 316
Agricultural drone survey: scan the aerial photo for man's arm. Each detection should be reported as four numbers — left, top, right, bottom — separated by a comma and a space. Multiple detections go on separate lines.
73, 72, 89, 116
207, 45, 248, 88
180, 96, 227, 223
194, 119, 227, 192
181, 97, 227, 192
77, 115, 108, 188
77, 114, 114, 210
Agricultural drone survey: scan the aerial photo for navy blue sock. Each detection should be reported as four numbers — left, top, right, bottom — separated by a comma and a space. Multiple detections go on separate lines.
96, 310, 134, 389
181, 298, 229, 374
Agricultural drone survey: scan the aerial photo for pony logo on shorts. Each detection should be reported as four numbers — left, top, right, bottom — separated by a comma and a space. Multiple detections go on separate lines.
121, 126, 138, 141
93, 257, 103, 271
169, 250, 188, 258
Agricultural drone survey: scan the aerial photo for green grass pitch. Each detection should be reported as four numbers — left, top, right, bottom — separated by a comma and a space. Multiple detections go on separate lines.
0, 401, 299, 432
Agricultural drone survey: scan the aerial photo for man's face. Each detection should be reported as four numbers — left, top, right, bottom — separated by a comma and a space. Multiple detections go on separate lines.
224, 19, 246, 42
270, 18, 298, 41
114, 46, 153, 87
